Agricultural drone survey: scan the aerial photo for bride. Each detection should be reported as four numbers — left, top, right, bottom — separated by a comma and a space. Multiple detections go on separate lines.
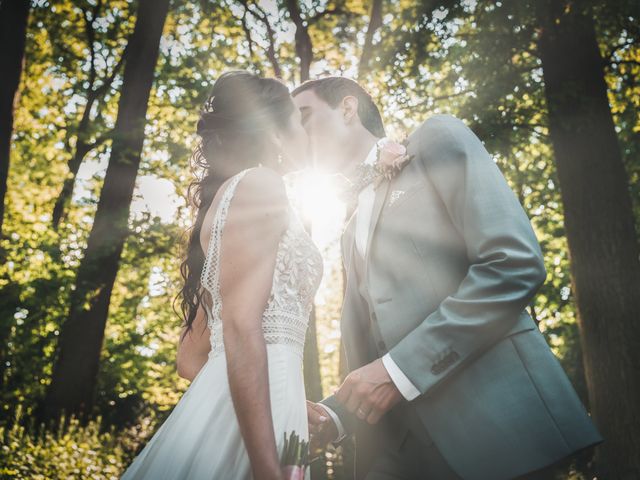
121, 71, 323, 480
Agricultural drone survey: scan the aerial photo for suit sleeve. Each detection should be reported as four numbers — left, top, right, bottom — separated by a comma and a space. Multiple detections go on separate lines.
319, 404, 347, 441
387, 115, 547, 397
320, 393, 357, 442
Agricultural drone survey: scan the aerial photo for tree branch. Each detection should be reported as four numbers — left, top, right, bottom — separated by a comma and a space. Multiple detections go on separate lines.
81, 6, 98, 92
240, 0, 282, 78
307, 6, 351, 25
239, 8, 256, 63
94, 44, 128, 99
358, 0, 384, 79
404, 88, 472, 108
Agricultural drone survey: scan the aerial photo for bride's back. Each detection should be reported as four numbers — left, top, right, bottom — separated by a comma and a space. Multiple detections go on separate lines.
199, 166, 323, 359
177, 70, 304, 365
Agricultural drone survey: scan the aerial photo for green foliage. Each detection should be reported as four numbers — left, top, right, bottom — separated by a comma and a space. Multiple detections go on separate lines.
1, 0, 637, 478
0, 404, 130, 479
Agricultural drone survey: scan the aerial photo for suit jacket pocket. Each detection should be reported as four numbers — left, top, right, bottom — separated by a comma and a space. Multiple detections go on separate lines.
384, 182, 427, 211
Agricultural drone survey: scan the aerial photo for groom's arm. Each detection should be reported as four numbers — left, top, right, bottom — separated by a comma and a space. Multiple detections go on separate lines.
319, 395, 354, 443
380, 355, 420, 400
386, 114, 547, 397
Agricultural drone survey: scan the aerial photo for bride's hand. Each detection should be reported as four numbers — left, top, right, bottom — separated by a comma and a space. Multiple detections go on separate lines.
281, 465, 306, 480
307, 401, 337, 450
255, 466, 285, 480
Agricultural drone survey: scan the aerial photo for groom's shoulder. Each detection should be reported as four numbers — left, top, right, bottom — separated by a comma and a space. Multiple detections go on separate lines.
411, 114, 467, 138
409, 114, 480, 155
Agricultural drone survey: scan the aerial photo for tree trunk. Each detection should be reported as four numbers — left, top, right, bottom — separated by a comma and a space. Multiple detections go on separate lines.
537, 6, 640, 477
0, 0, 29, 397
304, 305, 328, 480
358, 0, 383, 79
338, 257, 348, 383
285, 0, 313, 82
302, 217, 323, 403
52, 126, 96, 230
303, 305, 323, 402
0, 0, 30, 238
301, 216, 326, 479
39, 0, 170, 424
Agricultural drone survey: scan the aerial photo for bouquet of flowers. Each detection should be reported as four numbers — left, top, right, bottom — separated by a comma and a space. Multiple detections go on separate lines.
280, 431, 309, 480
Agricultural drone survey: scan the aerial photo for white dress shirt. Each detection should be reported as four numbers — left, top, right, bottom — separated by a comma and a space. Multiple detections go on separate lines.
323, 139, 420, 442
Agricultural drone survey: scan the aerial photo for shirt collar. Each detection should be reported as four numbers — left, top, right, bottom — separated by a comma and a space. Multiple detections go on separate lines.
363, 137, 387, 166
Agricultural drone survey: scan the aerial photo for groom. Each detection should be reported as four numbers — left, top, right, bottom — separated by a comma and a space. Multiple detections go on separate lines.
292, 77, 603, 480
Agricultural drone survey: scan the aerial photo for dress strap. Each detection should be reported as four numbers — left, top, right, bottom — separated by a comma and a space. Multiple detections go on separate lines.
200, 168, 252, 324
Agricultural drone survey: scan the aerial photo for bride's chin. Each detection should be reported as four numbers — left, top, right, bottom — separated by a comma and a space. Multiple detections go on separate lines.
261, 153, 308, 175
280, 157, 308, 175
259, 157, 284, 175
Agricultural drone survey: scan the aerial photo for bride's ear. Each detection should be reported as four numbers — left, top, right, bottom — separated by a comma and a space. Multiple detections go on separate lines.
341, 96, 359, 125
271, 129, 284, 151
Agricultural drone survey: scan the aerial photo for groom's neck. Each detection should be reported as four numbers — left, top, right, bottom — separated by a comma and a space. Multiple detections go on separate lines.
340, 128, 380, 180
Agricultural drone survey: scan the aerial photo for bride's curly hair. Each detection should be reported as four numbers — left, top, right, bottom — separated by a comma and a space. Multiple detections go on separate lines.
175, 70, 295, 342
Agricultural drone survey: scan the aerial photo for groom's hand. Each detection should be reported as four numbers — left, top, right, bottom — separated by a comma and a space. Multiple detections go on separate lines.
306, 401, 338, 450
335, 358, 402, 425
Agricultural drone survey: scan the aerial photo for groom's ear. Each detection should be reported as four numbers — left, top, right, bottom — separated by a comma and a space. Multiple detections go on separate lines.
340, 96, 359, 125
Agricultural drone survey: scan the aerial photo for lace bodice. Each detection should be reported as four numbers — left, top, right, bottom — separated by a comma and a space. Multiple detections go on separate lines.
200, 168, 323, 359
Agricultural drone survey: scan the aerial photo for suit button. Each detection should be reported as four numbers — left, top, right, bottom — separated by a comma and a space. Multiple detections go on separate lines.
377, 341, 386, 350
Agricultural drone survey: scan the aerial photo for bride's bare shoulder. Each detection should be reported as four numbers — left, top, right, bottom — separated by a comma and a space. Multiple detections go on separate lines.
229, 167, 289, 231
234, 167, 289, 210
200, 168, 287, 252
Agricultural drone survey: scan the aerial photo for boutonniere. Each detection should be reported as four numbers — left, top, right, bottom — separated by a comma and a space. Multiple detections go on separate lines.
371, 137, 414, 189
338, 136, 415, 207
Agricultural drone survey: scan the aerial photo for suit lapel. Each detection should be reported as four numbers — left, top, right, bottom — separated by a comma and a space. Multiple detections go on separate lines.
362, 178, 391, 283
339, 177, 390, 367
339, 216, 371, 370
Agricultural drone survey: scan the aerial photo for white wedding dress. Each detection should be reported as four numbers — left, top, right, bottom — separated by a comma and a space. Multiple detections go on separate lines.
121, 168, 323, 479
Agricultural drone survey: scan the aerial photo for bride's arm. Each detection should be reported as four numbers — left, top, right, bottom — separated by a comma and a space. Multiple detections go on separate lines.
219, 168, 289, 480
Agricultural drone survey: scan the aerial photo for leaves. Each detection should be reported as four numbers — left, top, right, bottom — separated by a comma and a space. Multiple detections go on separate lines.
0, 0, 637, 477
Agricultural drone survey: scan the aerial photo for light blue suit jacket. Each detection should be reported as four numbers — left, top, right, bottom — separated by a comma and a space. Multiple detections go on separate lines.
322, 115, 603, 479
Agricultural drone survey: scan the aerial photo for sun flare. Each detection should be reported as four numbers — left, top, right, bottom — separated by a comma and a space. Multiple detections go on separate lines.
287, 169, 347, 252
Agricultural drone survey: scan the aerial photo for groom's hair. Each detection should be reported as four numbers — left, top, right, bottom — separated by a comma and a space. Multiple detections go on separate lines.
292, 77, 386, 137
